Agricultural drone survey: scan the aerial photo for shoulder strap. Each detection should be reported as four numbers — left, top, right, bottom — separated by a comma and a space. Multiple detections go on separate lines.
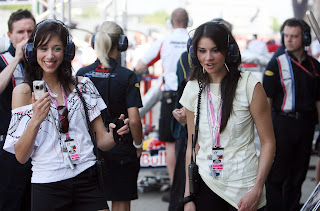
73, 77, 101, 160
191, 80, 203, 163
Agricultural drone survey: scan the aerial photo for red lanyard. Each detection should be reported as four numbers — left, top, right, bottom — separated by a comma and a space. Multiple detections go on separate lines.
286, 52, 317, 77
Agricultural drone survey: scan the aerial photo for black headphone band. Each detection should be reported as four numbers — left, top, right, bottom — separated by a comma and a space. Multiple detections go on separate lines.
281, 18, 311, 46
32, 19, 71, 48
187, 20, 239, 66
25, 19, 75, 63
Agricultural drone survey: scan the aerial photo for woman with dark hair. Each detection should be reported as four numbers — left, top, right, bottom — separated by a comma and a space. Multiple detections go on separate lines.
77, 21, 143, 211
3, 19, 129, 211
181, 22, 276, 211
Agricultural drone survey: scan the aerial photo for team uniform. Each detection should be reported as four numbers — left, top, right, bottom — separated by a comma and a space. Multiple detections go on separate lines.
263, 50, 320, 210
0, 44, 32, 211
141, 28, 189, 142
77, 58, 142, 201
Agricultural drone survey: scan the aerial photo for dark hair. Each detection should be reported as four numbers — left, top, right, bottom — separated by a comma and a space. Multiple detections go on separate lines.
8, 9, 35, 33
190, 22, 241, 132
280, 18, 311, 45
24, 21, 73, 92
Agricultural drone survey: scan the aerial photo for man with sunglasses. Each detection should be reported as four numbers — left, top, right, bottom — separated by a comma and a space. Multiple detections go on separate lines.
0, 9, 36, 211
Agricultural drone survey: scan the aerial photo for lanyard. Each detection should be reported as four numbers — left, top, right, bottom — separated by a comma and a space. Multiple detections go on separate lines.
45, 82, 70, 138
206, 85, 222, 147
286, 52, 317, 77
46, 83, 68, 109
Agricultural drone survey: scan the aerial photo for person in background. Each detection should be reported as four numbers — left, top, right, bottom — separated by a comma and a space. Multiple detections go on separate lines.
77, 21, 143, 211
3, 19, 129, 211
135, 7, 190, 202
247, 34, 269, 55
181, 21, 275, 211
263, 18, 320, 211
0, 9, 36, 211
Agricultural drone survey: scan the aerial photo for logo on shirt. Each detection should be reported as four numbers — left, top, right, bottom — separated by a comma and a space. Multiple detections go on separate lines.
264, 70, 274, 76
84, 64, 117, 79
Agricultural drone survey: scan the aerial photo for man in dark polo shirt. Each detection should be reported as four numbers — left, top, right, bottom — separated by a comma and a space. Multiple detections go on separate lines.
263, 18, 320, 211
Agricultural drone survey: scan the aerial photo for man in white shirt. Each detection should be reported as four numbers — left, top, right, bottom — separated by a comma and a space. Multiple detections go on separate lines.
135, 7, 189, 203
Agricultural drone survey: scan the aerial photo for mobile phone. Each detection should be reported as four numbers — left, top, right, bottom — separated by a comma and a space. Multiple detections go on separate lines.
33, 80, 47, 100
113, 118, 125, 144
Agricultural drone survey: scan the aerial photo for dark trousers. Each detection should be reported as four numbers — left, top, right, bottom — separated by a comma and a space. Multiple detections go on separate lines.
31, 165, 108, 211
195, 177, 265, 211
266, 114, 315, 211
0, 137, 32, 211
168, 137, 187, 211
159, 92, 176, 143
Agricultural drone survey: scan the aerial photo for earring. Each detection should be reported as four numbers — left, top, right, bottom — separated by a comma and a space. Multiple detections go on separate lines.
224, 63, 230, 72
203, 66, 206, 74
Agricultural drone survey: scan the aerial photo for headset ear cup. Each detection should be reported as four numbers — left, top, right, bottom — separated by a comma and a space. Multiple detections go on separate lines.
91, 34, 96, 49
118, 35, 128, 52
303, 33, 311, 46
225, 42, 239, 63
25, 42, 36, 64
64, 40, 75, 62
189, 45, 200, 67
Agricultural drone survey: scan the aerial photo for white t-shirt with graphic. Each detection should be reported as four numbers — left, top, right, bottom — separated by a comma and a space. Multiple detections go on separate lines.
4, 77, 107, 184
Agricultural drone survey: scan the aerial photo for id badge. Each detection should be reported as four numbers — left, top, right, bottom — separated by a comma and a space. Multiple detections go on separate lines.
65, 138, 80, 160
207, 147, 223, 177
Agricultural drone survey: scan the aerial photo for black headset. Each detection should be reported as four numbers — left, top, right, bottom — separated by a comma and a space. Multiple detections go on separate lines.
187, 21, 239, 67
280, 18, 311, 47
25, 19, 75, 64
90, 33, 128, 52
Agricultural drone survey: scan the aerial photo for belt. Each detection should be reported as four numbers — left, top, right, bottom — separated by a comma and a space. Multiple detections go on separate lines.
162, 91, 177, 99
277, 111, 310, 119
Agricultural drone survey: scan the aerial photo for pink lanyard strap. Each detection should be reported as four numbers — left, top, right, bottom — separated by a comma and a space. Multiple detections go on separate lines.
46, 83, 68, 108
206, 85, 222, 147
45, 82, 70, 138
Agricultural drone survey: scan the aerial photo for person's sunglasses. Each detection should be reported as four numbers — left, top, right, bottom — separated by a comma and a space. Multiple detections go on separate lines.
58, 106, 69, 134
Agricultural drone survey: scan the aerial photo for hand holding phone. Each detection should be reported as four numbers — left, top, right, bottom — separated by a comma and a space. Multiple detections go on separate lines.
112, 118, 125, 144
33, 80, 47, 100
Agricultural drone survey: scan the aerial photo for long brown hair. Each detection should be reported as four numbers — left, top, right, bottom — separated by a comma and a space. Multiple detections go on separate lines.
189, 22, 242, 132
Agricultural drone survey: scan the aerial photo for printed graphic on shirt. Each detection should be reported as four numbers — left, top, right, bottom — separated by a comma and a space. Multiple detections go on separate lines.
83, 64, 117, 79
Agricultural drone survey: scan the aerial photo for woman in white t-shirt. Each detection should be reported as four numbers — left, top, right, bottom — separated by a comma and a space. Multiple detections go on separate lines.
3, 20, 129, 211
181, 21, 275, 211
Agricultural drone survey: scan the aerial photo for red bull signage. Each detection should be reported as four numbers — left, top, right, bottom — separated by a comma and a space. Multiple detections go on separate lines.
140, 137, 167, 167
140, 150, 166, 167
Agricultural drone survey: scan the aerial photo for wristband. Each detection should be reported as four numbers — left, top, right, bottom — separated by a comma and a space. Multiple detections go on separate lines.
133, 140, 143, 149
181, 195, 195, 205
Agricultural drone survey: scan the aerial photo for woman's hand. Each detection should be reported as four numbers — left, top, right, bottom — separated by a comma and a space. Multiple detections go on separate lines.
108, 114, 130, 136
237, 187, 261, 211
172, 107, 187, 126
31, 92, 51, 125
184, 201, 196, 211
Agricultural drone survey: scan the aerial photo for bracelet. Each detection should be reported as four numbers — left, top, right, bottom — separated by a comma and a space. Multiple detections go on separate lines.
133, 140, 143, 149
181, 195, 195, 205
